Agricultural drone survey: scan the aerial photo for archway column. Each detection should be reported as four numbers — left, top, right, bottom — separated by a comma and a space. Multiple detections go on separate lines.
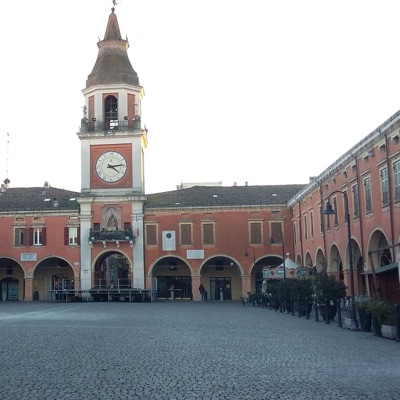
241, 274, 252, 297
24, 277, 33, 301
191, 275, 201, 301
343, 269, 359, 296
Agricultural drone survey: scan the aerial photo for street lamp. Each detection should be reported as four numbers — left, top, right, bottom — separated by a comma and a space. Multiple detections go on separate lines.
323, 191, 358, 330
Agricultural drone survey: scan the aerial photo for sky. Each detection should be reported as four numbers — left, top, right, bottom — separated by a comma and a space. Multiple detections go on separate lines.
2, 0, 400, 194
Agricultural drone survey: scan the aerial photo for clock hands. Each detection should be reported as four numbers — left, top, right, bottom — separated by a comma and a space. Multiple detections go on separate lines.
107, 163, 124, 172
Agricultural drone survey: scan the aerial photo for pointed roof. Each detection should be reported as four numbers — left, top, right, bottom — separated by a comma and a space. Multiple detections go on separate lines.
86, 7, 139, 88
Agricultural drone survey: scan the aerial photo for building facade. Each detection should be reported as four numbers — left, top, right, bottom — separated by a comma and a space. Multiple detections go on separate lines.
0, 7, 399, 303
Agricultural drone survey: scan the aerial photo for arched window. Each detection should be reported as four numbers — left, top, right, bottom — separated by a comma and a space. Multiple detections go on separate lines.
105, 96, 118, 130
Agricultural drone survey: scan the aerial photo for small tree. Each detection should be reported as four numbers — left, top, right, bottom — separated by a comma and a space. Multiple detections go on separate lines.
313, 272, 347, 304
291, 278, 314, 304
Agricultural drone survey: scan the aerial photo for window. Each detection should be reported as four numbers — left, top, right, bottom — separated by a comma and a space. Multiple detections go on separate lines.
394, 160, 400, 201
249, 222, 262, 244
352, 183, 359, 218
270, 222, 283, 243
105, 95, 118, 130
343, 190, 348, 222
292, 222, 297, 246
380, 167, 389, 206
310, 211, 314, 238
319, 204, 323, 233
145, 224, 157, 245
333, 197, 338, 226
29, 227, 46, 246
14, 227, 27, 246
202, 222, 215, 245
364, 176, 372, 213
180, 223, 193, 245
303, 215, 308, 240
326, 206, 331, 230
65, 226, 79, 246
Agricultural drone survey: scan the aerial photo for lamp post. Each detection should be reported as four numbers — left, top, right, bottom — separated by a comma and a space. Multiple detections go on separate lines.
282, 242, 287, 313
323, 191, 358, 330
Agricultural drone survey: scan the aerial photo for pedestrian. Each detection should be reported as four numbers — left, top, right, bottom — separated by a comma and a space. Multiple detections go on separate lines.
199, 283, 205, 300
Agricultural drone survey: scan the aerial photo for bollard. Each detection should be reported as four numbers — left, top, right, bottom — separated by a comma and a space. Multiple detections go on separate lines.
220, 288, 223, 301
395, 304, 400, 342
337, 298, 342, 328
298, 298, 301, 317
325, 300, 330, 324
291, 298, 295, 316
306, 297, 310, 320
315, 297, 319, 322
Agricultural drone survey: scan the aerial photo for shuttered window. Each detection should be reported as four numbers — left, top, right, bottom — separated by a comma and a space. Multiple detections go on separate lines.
249, 222, 262, 244
180, 223, 193, 245
202, 223, 215, 245
270, 222, 283, 243
146, 224, 157, 245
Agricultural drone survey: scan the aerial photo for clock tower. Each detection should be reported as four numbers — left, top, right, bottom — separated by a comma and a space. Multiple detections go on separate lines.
77, 6, 147, 293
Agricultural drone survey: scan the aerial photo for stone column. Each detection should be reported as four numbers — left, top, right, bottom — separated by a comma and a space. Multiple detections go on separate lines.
241, 274, 252, 298
24, 277, 33, 301
191, 275, 201, 301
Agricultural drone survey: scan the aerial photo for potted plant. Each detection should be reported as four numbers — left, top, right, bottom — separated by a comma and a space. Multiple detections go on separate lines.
266, 280, 280, 310
313, 273, 347, 322
366, 299, 396, 338
276, 278, 295, 312
290, 278, 314, 315
355, 296, 372, 332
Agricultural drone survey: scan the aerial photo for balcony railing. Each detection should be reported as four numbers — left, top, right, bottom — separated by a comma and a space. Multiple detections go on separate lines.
80, 119, 142, 134
89, 229, 135, 242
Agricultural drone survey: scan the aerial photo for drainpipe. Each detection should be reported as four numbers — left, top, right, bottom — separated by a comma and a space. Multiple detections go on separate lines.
319, 183, 328, 270
298, 200, 304, 265
384, 133, 395, 255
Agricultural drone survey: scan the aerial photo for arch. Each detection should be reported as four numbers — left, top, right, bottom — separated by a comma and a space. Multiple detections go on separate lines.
366, 229, 392, 271
150, 255, 193, 300
325, 243, 342, 275
304, 252, 313, 269
315, 248, 325, 273
200, 255, 242, 300
0, 257, 25, 301
148, 255, 193, 276
92, 250, 132, 289
33, 256, 75, 301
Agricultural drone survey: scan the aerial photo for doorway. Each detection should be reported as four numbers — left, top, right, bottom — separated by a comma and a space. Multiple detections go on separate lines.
210, 277, 231, 300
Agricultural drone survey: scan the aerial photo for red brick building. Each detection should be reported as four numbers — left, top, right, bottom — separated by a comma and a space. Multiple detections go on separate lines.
0, 7, 399, 303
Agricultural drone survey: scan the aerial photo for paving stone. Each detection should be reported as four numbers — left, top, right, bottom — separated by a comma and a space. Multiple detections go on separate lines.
0, 302, 399, 399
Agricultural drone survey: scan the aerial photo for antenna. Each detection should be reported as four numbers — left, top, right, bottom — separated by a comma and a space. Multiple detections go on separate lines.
6, 132, 9, 178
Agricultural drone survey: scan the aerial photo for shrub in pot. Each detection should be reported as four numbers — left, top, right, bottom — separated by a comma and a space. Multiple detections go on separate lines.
366, 299, 395, 337
290, 278, 314, 315
313, 273, 347, 321
355, 297, 372, 332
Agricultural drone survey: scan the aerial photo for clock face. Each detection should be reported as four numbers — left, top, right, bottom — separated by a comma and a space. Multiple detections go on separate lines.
96, 151, 127, 182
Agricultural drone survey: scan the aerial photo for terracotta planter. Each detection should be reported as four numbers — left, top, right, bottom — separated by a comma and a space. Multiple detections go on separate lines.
373, 318, 382, 337
319, 305, 337, 321
381, 325, 397, 339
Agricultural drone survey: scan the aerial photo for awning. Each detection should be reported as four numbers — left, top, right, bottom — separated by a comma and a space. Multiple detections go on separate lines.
363, 262, 399, 275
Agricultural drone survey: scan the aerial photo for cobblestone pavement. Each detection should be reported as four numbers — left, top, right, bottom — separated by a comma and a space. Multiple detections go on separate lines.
0, 301, 399, 400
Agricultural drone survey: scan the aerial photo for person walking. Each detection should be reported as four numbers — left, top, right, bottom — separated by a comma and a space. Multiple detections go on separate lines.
199, 283, 205, 301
